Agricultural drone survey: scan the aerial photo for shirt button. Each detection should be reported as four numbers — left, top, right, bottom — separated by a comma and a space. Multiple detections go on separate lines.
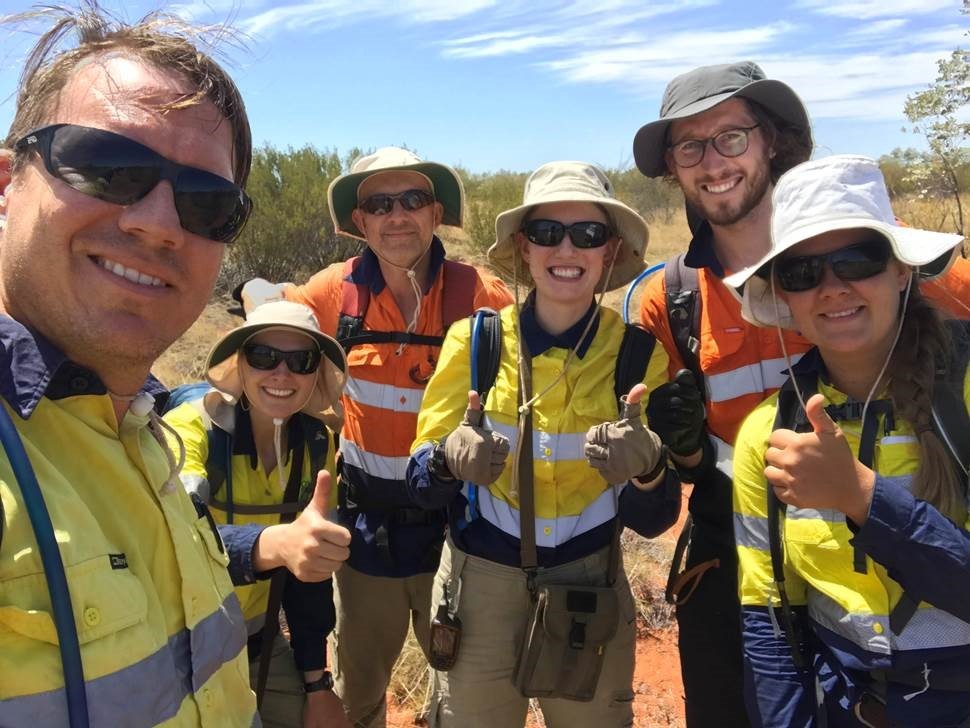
872, 622, 884, 635
191, 596, 199, 615
70, 376, 89, 392
543, 526, 552, 536
543, 448, 552, 457
83, 607, 101, 627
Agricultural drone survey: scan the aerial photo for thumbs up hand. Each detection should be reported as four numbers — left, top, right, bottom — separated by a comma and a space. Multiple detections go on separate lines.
646, 369, 706, 457
765, 394, 876, 524
585, 383, 665, 487
441, 390, 510, 486
254, 470, 352, 581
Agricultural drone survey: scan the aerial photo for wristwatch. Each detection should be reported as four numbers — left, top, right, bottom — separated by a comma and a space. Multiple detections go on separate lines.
428, 441, 456, 482
304, 671, 334, 693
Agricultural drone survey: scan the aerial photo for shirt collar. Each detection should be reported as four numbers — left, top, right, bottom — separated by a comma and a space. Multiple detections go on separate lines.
788, 346, 831, 384
682, 220, 726, 279
347, 236, 447, 295
519, 293, 600, 359
0, 315, 166, 419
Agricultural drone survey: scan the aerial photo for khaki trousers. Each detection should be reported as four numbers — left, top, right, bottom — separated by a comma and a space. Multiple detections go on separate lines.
331, 565, 434, 728
428, 539, 636, 728
249, 633, 304, 728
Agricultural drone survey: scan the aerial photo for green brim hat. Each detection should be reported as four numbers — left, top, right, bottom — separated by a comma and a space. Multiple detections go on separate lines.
488, 161, 648, 292
328, 146, 464, 240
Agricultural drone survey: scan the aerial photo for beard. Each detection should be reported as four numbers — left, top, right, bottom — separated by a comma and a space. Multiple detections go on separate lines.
681, 154, 772, 227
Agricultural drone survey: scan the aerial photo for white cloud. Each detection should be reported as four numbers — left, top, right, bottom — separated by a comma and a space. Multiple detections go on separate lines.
844, 18, 908, 37
796, 0, 955, 19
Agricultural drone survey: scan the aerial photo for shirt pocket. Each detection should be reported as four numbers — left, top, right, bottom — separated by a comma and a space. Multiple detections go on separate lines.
0, 553, 148, 646
784, 507, 841, 549
193, 515, 234, 597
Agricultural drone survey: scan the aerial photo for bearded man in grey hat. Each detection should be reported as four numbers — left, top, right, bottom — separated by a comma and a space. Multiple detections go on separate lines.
242, 147, 513, 727
631, 61, 970, 728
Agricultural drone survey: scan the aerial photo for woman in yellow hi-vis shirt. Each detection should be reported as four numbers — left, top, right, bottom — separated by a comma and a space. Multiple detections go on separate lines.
165, 301, 353, 728
726, 155, 970, 728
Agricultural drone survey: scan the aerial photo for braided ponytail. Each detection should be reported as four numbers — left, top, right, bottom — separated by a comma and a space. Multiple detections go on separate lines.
887, 282, 966, 524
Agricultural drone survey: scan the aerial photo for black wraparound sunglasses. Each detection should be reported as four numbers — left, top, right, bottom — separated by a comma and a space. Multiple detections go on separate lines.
242, 343, 322, 375
522, 219, 612, 249
358, 188, 435, 216
774, 238, 893, 292
15, 123, 252, 243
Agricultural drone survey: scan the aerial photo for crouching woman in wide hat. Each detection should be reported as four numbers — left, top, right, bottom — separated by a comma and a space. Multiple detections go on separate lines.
726, 155, 970, 728
405, 161, 685, 727
164, 300, 353, 728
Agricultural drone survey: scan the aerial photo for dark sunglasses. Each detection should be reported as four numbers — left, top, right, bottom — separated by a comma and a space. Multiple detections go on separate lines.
668, 125, 759, 168
358, 188, 435, 216
774, 238, 893, 292
522, 219, 612, 249
243, 343, 322, 375
15, 124, 252, 243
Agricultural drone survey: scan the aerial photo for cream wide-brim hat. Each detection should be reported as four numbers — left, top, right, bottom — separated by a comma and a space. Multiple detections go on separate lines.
328, 146, 464, 240
488, 161, 648, 292
723, 154, 964, 329
204, 301, 348, 432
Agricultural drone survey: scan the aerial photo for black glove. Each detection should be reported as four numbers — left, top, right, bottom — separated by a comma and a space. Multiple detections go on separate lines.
646, 369, 706, 456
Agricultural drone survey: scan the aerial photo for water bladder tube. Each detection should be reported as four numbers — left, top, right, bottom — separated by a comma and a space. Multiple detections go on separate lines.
467, 310, 491, 521
622, 262, 666, 324
0, 405, 89, 727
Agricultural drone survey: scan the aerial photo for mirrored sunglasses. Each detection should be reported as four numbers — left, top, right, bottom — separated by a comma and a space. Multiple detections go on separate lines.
358, 188, 435, 216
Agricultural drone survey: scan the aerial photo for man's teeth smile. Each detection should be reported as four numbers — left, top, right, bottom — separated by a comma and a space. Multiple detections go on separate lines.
703, 178, 740, 194
96, 257, 165, 287
823, 307, 862, 319
549, 266, 582, 279
264, 387, 295, 398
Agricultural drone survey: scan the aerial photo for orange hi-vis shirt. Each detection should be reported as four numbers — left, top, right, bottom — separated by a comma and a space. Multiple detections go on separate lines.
287, 240, 513, 576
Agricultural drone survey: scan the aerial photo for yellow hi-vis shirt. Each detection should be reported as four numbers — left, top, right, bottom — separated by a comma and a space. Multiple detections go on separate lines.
0, 327, 256, 726
164, 400, 337, 637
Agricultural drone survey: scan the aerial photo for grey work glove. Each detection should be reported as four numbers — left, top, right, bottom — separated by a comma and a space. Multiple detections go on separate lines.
442, 391, 511, 485
584, 383, 664, 485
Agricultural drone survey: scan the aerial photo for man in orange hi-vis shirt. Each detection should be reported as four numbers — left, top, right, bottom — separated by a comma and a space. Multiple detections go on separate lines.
630, 61, 970, 728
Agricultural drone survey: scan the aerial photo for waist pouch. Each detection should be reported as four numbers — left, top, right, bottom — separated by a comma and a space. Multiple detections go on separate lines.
513, 583, 619, 701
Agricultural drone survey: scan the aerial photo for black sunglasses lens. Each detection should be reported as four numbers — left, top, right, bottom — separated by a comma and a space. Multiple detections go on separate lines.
244, 345, 320, 374
244, 345, 279, 370
830, 241, 891, 281
567, 222, 610, 248
399, 190, 434, 211
285, 349, 321, 375
777, 257, 823, 292
524, 220, 565, 247
360, 194, 393, 215
40, 125, 249, 243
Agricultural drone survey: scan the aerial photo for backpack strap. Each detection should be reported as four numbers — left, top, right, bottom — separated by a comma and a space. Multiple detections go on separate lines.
441, 260, 480, 331
336, 257, 367, 347
472, 309, 502, 405
614, 324, 656, 412
934, 319, 970, 486
664, 253, 704, 399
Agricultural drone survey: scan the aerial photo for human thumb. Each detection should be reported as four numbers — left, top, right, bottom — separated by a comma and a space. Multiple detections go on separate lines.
308, 470, 333, 514
621, 383, 647, 419
462, 389, 483, 427
805, 393, 838, 436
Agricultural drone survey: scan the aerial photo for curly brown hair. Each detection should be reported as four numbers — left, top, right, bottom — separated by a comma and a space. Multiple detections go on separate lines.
3, 1, 252, 186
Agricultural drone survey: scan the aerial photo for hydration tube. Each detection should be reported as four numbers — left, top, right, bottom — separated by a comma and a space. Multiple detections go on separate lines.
466, 310, 490, 521
622, 262, 666, 324
0, 405, 89, 727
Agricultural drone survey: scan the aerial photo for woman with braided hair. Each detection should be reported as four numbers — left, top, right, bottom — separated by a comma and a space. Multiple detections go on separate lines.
725, 155, 970, 728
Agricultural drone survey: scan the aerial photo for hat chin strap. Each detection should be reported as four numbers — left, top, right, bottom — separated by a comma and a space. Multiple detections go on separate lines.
368, 237, 435, 354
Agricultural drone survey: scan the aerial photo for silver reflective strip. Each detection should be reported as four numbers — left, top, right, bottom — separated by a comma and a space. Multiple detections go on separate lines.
345, 375, 423, 414
488, 419, 586, 462
340, 439, 409, 480
466, 481, 622, 547
787, 507, 844, 524
808, 589, 970, 654
0, 593, 248, 726
734, 512, 769, 552
706, 355, 801, 404
880, 435, 918, 446
711, 434, 734, 479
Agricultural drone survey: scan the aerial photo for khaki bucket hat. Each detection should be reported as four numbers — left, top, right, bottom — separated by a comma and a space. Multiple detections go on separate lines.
724, 155, 964, 329
328, 146, 464, 240
205, 301, 348, 432
633, 61, 812, 178
488, 161, 648, 292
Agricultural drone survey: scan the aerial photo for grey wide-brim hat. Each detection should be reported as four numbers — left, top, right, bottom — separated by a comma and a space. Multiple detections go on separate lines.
205, 301, 348, 431
328, 146, 464, 240
633, 61, 812, 178
488, 161, 648, 292
724, 154, 964, 329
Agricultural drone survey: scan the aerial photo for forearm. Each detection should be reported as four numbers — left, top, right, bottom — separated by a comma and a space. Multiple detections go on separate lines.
406, 445, 463, 510
619, 467, 682, 538
219, 523, 267, 585
283, 574, 335, 672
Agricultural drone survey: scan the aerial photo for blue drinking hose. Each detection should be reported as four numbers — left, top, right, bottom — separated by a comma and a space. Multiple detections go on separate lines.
0, 405, 89, 727
623, 262, 666, 324
467, 310, 490, 520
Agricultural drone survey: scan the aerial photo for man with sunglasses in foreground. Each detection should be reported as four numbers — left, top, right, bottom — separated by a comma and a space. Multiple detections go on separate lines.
243, 147, 512, 727
0, 5, 266, 726
631, 61, 970, 728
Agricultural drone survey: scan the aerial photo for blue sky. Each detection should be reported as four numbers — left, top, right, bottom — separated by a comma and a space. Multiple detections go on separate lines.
0, 0, 965, 173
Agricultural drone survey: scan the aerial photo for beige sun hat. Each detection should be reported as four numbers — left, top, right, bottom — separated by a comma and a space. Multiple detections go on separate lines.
724, 154, 965, 328
328, 146, 464, 240
488, 161, 648, 291
204, 301, 348, 432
